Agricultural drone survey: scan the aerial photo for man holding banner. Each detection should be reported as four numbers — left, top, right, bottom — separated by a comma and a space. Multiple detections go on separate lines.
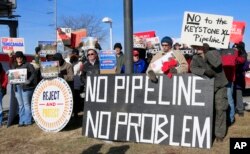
190, 43, 228, 142
147, 36, 188, 81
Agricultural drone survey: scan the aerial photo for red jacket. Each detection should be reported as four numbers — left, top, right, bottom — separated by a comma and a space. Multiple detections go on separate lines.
0, 70, 8, 89
222, 49, 246, 82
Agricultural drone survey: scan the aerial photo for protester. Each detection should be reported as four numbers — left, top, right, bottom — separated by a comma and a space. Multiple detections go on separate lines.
0, 62, 8, 127
221, 48, 237, 125
70, 49, 84, 119
34, 46, 41, 65
31, 46, 42, 83
45, 54, 54, 61
53, 53, 74, 90
173, 42, 181, 50
95, 38, 102, 51
80, 48, 100, 86
190, 43, 228, 142
233, 42, 247, 117
133, 49, 147, 73
114, 43, 125, 74
9, 51, 37, 127
147, 36, 188, 81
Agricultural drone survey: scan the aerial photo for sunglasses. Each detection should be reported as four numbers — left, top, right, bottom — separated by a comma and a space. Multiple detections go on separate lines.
87, 53, 95, 56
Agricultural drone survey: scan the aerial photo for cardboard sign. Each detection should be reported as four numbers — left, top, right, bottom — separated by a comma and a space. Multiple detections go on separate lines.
134, 31, 156, 38
1, 37, 25, 53
71, 29, 87, 48
181, 12, 233, 49
38, 41, 57, 55
145, 37, 161, 55
150, 51, 174, 73
230, 21, 246, 44
40, 61, 59, 78
83, 74, 214, 149
133, 35, 146, 49
57, 28, 71, 45
82, 37, 98, 51
8, 68, 27, 84
32, 77, 73, 132
99, 50, 116, 74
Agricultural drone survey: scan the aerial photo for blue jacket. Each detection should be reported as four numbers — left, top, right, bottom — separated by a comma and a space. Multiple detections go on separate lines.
133, 59, 147, 73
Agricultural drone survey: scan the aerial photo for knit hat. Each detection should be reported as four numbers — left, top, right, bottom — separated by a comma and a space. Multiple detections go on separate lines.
53, 53, 63, 61
161, 36, 173, 46
114, 43, 122, 50
15, 51, 24, 58
35, 46, 41, 54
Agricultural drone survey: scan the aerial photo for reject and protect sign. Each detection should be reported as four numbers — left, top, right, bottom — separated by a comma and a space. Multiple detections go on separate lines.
181, 11, 233, 49
32, 77, 73, 132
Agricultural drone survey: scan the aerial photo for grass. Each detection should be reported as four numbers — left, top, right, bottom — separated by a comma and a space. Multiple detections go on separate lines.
0, 112, 250, 154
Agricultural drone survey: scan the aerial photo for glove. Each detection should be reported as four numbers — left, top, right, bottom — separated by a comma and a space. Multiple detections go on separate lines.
204, 69, 215, 78
1, 88, 6, 96
148, 70, 158, 83
169, 68, 177, 73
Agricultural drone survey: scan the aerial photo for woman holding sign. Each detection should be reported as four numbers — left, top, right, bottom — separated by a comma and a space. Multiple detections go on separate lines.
9, 51, 37, 127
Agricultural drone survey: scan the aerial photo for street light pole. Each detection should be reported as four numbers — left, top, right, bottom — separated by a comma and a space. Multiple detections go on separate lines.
109, 22, 113, 50
102, 17, 113, 50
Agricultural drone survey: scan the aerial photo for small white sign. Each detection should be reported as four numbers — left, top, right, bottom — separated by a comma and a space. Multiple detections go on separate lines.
151, 52, 174, 73
181, 11, 233, 49
8, 68, 27, 84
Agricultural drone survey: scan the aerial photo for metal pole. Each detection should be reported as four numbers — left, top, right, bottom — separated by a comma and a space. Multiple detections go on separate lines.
110, 22, 113, 50
124, 0, 133, 74
55, 0, 57, 41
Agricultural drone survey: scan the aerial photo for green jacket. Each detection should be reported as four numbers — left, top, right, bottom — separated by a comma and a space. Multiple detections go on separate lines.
115, 52, 125, 74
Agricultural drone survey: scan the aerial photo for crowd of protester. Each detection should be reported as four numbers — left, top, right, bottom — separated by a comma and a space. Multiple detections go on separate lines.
0, 36, 249, 143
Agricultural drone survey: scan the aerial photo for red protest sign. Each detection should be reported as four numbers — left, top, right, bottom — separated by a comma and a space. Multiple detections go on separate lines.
230, 21, 246, 43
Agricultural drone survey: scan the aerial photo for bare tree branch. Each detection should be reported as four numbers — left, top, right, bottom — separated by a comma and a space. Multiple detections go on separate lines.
59, 14, 108, 43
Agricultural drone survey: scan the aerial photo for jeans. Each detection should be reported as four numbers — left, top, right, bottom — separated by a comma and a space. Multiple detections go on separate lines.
227, 82, 235, 123
236, 89, 244, 113
0, 91, 3, 125
15, 85, 34, 125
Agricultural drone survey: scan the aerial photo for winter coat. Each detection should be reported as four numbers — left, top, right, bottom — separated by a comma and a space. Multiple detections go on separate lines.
13, 62, 37, 90
0, 70, 8, 90
134, 59, 147, 73
116, 52, 125, 74
190, 50, 228, 90
80, 60, 100, 85
235, 49, 247, 89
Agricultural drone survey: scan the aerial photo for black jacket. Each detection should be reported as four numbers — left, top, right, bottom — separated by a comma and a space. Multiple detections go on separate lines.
80, 60, 100, 85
